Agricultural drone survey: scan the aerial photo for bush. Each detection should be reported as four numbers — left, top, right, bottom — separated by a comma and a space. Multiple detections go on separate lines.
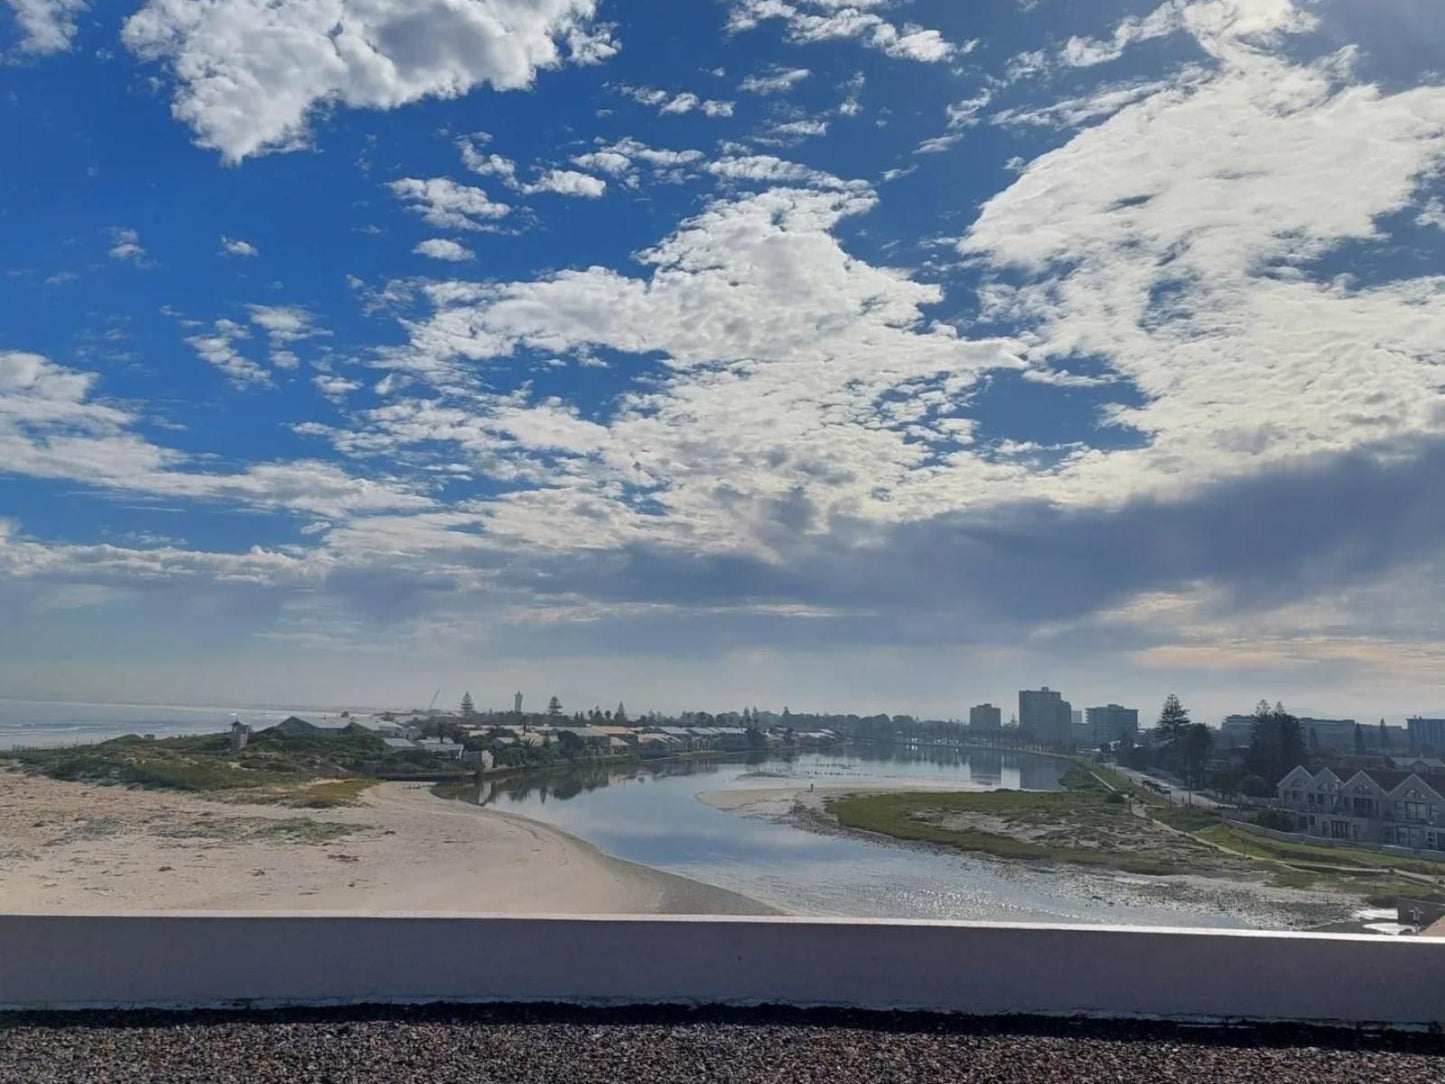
1253, 808, 1296, 831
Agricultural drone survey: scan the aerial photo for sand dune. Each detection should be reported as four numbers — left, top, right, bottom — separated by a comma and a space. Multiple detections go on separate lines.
0, 770, 774, 916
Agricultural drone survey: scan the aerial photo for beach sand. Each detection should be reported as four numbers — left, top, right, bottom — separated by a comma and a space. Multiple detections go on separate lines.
0, 769, 775, 915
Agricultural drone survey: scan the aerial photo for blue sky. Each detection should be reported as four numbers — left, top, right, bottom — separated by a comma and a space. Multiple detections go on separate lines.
3, 0, 1445, 720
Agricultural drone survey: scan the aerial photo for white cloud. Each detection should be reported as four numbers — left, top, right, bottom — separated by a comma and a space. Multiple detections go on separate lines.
121, 0, 612, 162
0, 350, 429, 517
960, 13, 1445, 505
990, 77, 1186, 129
762, 117, 829, 143
1418, 198, 1445, 230
313, 374, 363, 402
5, 0, 85, 53
914, 133, 962, 154
219, 235, 258, 257
945, 90, 992, 129
458, 136, 519, 185
1060, 0, 1315, 69
186, 318, 270, 387
727, 0, 960, 63
569, 137, 706, 187
107, 227, 146, 263
414, 238, 476, 261
388, 177, 511, 230
372, 186, 1019, 549
837, 72, 864, 116
740, 66, 810, 95
248, 303, 324, 344
618, 84, 734, 117
457, 136, 604, 196
522, 168, 606, 197
706, 154, 864, 192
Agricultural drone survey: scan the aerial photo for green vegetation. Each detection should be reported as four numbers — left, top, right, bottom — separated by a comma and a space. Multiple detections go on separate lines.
826, 789, 1208, 876
289, 777, 377, 808
1153, 806, 1221, 833
1058, 765, 1105, 791
2, 728, 396, 796
1197, 824, 1443, 876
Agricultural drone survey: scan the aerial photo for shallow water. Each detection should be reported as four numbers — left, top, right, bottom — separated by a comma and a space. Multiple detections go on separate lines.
448, 747, 1256, 928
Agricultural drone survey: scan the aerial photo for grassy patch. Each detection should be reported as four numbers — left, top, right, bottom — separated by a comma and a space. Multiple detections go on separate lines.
1197, 825, 1443, 875
1075, 761, 1167, 807
1153, 807, 1221, 833
826, 789, 1206, 876
1059, 766, 1106, 792
1270, 868, 1320, 890
287, 777, 376, 808
3, 729, 392, 794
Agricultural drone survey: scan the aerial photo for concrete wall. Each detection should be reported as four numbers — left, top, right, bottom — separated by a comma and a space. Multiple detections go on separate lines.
2, 914, 1444, 1025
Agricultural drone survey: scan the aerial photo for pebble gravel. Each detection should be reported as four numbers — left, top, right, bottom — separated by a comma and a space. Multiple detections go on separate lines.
3, 1004, 1444, 1083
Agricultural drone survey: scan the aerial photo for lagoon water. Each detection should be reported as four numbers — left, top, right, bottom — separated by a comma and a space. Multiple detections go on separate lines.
450, 747, 1249, 928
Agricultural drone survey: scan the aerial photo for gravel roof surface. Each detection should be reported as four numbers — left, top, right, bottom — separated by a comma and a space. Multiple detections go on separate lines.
3, 1004, 1444, 1083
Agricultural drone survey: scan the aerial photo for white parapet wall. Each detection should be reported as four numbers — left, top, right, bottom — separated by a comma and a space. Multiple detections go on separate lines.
1, 913, 1443, 1025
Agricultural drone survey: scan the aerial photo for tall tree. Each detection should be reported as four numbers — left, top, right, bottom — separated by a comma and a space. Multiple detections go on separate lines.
1246, 701, 1307, 784
1180, 722, 1214, 792
1156, 694, 1190, 740
1379, 719, 1390, 750
1354, 723, 1366, 755
547, 695, 563, 718
460, 691, 475, 718
615, 702, 628, 724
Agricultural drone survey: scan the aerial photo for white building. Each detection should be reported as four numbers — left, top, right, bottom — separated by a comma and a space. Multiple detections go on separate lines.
1275, 766, 1445, 851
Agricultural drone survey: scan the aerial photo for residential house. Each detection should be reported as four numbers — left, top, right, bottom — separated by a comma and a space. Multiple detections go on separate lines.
413, 737, 464, 759
271, 716, 353, 737
1275, 766, 1445, 851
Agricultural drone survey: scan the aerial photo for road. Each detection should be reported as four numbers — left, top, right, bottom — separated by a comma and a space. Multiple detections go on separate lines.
1111, 765, 1230, 810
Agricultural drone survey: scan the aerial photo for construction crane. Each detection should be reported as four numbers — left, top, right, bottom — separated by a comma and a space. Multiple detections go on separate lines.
426, 688, 440, 714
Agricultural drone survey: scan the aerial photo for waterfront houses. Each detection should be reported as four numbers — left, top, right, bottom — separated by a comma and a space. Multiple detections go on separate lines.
1275, 766, 1445, 852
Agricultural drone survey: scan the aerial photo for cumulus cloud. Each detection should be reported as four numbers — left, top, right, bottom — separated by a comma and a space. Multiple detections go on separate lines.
388, 177, 511, 230
121, 0, 614, 161
363, 185, 1018, 553
5, 0, 85, 53
414, 238, 476, 261
522, 168, 606, 197
219, 235, 258, 256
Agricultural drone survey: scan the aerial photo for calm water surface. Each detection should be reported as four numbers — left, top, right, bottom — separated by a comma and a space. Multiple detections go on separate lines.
450, 747, 1249, 928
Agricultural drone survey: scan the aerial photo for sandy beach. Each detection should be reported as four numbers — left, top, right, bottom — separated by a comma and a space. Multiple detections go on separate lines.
0, 769, 774, 915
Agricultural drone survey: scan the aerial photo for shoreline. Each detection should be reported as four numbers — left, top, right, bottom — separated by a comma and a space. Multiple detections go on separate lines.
0, 769, 775, 916
701, 784, 1383, 931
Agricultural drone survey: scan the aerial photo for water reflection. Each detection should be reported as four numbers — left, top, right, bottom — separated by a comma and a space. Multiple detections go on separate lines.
438, 746, 1247, 928
459, 745, 1063, 809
